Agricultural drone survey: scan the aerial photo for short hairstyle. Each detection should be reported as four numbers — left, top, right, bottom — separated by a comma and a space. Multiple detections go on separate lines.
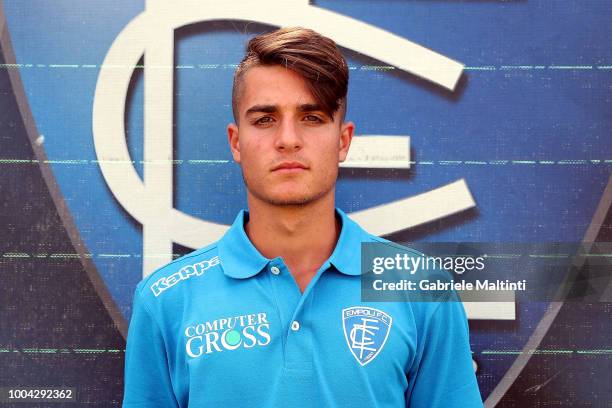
231, 27, 349, 124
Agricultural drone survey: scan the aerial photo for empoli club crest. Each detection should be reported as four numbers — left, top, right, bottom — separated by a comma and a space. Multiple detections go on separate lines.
342, 307, 393, 366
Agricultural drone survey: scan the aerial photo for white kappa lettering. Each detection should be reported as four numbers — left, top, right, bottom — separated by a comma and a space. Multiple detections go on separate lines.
150, 256, 220, 296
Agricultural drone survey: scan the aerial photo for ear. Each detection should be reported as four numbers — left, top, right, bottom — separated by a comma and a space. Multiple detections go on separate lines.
227, 123, 241, 163
338, 121, 355, 163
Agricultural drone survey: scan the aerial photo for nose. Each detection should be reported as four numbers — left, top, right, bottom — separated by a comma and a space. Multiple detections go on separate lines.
274, 118, 303, 153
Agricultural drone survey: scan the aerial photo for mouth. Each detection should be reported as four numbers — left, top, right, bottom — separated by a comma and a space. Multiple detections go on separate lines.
271, 161, 308, 173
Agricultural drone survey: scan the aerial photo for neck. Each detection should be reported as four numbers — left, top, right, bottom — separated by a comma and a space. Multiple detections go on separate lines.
244, 192, 340, 292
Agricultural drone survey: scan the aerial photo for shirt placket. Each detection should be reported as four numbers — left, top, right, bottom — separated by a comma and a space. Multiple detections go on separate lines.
267, 258, 330, 370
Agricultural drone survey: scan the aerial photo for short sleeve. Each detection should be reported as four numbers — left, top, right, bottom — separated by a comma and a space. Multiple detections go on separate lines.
122, 285, 179, 408
405, 301, 483, 407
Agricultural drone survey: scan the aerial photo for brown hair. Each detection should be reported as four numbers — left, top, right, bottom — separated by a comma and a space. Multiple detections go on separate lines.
232, 27, 349, 124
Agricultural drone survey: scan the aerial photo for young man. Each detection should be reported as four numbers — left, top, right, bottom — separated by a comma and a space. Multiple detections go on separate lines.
123, 27, 482, 407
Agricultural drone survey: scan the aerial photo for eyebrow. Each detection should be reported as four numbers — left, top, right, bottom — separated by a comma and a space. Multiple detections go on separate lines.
244, 103, 326, 116
298, 103, 324, 113
245, 104, 277, 116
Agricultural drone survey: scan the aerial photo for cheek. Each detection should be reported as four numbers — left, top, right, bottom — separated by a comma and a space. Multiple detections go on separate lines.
319, 142, 341, 163
242, 137, 267, 155
240, 142, 267, 173
314, 147, 341, 181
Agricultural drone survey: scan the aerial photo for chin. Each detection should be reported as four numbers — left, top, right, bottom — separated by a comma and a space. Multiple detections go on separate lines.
264, 186, 335, 207
245, 177, 334, 207
249, 187, 317, 206
265, 194, 314, 206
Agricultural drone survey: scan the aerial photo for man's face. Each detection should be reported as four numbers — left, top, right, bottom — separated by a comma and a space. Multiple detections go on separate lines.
227, 65, 354, 206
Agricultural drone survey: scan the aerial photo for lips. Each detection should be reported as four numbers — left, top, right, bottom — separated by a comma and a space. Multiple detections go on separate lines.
271, 161, 308, 171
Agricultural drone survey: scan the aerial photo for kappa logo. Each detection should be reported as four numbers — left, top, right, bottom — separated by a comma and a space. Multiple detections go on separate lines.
342, 307, 392, 366
150, 255, 220, 297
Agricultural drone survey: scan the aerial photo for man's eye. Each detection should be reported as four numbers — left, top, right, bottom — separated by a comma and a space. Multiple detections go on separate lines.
254, 116, 274, 125
304, 115, 323, 123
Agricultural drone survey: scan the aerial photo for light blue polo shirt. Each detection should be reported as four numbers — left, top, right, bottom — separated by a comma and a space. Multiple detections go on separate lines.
123, 208, 482, 407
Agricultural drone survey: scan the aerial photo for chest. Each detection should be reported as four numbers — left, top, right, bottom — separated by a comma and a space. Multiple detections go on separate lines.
172, 273, 417, 406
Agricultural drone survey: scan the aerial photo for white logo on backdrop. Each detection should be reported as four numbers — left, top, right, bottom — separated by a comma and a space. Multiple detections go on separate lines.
92, 0, 510, 319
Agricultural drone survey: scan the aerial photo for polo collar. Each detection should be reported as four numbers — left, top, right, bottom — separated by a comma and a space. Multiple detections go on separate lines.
217, 208, 370, 279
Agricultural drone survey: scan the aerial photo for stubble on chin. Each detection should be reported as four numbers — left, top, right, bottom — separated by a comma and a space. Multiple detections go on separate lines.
241, 169, 334, 207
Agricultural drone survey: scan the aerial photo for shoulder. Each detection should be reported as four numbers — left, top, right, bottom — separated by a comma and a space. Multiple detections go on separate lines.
134, 241, 222, 305
363, 230, 430, 261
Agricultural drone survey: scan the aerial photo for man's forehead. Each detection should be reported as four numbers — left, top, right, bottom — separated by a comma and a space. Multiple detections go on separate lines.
240, 65, 317, 111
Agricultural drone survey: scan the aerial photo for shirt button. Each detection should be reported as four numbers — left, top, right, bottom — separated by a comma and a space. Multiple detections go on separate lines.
270, 266, 281, 275
291, 321, 300, 331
